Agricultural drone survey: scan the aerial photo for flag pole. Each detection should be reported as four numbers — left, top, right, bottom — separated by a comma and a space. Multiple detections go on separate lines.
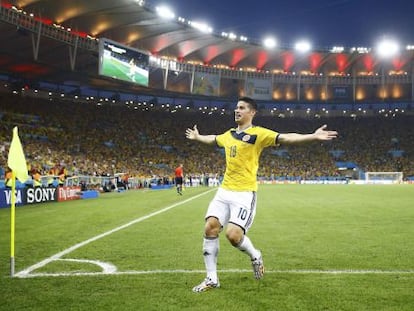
10, 171, 16, 277
8, 126, 29, 278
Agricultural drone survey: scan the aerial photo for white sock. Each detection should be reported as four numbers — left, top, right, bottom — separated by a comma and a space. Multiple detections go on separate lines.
236, 235, 260, 260
203, 237, 219, 282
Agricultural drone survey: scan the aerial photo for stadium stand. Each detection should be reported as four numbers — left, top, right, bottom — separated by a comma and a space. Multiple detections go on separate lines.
1, 93, 413, 189
1, 2, 413, 188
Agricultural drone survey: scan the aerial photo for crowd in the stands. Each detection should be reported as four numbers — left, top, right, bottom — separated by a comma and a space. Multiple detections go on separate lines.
1, 93, 413, 185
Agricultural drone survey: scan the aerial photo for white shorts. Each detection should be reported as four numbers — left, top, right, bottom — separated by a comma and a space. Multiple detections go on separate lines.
205, 187, 257, 232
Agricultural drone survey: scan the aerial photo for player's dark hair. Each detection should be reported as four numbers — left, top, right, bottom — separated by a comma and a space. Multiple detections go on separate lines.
238, 96, 257, 111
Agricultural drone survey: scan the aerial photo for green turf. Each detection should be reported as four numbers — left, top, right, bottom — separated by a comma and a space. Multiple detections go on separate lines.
1, 185, 413, 310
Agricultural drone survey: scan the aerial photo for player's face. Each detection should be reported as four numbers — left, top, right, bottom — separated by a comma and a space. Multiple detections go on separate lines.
234, 101, 256, 124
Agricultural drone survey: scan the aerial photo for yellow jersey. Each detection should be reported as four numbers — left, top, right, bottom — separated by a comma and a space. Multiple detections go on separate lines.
216, 126, 279, 191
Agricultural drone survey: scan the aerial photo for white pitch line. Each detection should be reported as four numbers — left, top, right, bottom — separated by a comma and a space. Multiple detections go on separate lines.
56, 258, 118, 274
17, 269, 414, 278
15, 189, 215, 278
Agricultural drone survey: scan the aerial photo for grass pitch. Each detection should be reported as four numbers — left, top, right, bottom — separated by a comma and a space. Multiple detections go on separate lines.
1, 184, 413, 310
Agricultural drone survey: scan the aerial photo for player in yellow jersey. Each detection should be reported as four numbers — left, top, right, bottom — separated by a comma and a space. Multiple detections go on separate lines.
186, 97, 338, 292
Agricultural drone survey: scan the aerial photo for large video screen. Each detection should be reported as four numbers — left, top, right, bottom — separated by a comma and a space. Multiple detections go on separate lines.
99, 38, 149, 87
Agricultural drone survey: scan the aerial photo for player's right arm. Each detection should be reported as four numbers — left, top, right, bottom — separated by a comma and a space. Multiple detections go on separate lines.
185, 125, 216, 145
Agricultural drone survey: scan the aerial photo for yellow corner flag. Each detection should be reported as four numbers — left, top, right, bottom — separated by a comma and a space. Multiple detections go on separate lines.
7, 127, 29, 183
7, 126, 28, 277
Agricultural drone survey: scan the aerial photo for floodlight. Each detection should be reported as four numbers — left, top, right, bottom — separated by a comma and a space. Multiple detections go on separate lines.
295, 40, 311, 53
376, 39, 399, 58
189, 21, 213, 33
155, 5, 175, 20
228, 32, 237, 40
135, 0, 145, 6
331, 46, 344, 53
263, 37, 277, 49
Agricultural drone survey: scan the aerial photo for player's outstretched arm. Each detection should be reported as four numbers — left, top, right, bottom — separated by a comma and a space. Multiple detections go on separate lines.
313, 124, 338, 140
278, 124, 338, 145
185, 125, 217, 145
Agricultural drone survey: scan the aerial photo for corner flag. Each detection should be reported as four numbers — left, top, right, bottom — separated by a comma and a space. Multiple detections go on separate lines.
7, 126, 28, 277
7, 127, 29, 183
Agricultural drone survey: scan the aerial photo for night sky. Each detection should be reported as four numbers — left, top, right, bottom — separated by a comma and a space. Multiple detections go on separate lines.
159, 0, 414, 48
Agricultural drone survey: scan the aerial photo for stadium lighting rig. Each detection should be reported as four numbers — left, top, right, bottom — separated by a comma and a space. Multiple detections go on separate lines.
155, 5, 175, 20
188, 20, 213, 34
350, 47, 370, 54
156, 5, 214, 34
376, 39, 400, 58
294, 40, 312, 53
330, 46, 344, 53
263, 37, 277, 49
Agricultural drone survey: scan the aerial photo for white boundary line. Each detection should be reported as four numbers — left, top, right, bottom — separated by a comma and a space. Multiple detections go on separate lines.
15, 189, 215, 278
18, 268, 414, 278
56, 258, 118, 273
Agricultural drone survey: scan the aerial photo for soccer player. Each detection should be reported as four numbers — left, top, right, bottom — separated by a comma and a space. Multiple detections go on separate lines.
128, 58, 137, 82
175, 163, 184, 195
185, 96, 338, 292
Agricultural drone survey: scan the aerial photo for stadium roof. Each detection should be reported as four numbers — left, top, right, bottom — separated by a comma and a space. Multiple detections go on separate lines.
0, 0, 413, 90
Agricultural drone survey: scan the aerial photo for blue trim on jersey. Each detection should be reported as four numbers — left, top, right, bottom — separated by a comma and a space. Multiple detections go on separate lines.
230, 130, 257, 144
275, 133, 280, 145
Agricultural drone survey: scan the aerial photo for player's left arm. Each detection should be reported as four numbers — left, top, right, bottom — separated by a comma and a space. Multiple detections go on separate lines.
278, 124, 338, 145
